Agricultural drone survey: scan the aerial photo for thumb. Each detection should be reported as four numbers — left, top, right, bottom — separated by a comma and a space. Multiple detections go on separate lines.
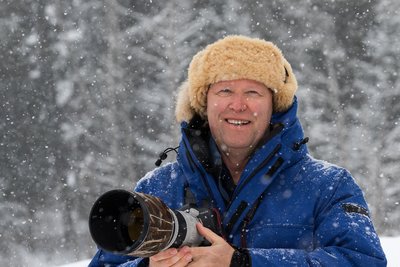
196, 223, 221, 244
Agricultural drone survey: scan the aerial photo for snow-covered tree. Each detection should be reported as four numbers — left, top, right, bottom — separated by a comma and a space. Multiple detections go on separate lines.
355, 0, 400, 234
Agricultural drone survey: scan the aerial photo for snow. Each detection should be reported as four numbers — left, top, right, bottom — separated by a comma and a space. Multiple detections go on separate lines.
56, 259, 91, 267
55, 80, 74, 106
381, 236, 400, 267
58, 236, 399, 267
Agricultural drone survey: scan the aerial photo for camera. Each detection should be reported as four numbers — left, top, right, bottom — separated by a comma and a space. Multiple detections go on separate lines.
88, 189, 222, 257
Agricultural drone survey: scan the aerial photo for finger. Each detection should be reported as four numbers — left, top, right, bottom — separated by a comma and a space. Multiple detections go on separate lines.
150, 248, 178, 261
173, 251, 193, 267
189, 246, 210, 257
196, 223, 221, 244
151, 247, 193, 267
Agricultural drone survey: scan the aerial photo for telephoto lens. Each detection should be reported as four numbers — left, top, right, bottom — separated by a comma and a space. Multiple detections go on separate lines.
88, 189, 222, 258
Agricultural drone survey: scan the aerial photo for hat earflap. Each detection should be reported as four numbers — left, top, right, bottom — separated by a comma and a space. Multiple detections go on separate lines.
175, 81, 195, 123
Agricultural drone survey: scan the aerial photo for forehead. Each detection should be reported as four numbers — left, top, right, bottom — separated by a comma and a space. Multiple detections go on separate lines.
210, 79, 268, 90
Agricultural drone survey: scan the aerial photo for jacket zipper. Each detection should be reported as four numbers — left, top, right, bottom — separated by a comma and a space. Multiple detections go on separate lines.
227, 143, 282, 211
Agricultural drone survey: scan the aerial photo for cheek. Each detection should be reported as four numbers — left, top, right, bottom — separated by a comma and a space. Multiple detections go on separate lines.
207, 100, 223, 116
208, 100, 219, 109
253, 104, 273, 122
207, 101, 217, 120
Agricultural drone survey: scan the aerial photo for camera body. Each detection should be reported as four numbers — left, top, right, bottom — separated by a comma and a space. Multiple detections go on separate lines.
89, 189, 222, 258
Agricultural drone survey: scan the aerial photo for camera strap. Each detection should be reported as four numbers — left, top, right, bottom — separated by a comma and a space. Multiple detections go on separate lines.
184, 184, 197, 206
182, 183, 213, 211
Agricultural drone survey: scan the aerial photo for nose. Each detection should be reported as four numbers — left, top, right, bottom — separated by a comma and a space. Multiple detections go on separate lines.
228, 95, 247, 112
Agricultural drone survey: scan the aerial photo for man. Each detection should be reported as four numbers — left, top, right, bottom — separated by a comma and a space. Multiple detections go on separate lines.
89, 35, 387, 266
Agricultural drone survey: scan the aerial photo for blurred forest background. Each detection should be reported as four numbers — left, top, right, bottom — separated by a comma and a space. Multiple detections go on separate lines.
1, 0, 399, 266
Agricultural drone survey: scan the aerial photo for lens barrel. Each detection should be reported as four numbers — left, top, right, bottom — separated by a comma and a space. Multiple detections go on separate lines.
89, 189, 220, 258
89, 190, 178, 257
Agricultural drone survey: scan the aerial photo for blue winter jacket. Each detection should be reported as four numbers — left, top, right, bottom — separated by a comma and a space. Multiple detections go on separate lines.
89, 99, 386, 266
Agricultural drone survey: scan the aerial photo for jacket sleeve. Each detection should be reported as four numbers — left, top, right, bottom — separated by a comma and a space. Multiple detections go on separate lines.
88, 249, 142, 267
245, 171, 387, 267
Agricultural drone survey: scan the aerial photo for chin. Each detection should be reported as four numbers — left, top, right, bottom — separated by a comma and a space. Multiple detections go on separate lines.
223, 141, 254, 150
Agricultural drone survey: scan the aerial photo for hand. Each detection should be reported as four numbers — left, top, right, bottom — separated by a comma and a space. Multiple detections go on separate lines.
149, 246, 193, 267
188, 223, 235, 267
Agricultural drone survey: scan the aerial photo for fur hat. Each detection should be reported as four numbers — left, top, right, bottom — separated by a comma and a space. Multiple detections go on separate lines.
175, 35, 297, 122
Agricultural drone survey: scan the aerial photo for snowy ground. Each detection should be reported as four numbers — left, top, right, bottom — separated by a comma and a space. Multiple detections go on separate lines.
381, 236, 399, 267
56, 259, 91, 267
58, 236, 399, 267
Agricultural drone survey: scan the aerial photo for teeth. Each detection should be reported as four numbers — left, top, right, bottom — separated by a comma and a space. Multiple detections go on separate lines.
227, 119, 250, 125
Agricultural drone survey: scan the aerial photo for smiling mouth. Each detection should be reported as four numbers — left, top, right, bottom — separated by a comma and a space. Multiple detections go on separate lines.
226, 119, 250, 126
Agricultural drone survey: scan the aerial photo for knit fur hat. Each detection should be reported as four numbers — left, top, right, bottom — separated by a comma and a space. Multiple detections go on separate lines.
175, 35, 297, 122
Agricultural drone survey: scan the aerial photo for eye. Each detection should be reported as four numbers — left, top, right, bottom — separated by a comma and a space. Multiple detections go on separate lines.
245, 90, 262, 96
216, 87, 232, 96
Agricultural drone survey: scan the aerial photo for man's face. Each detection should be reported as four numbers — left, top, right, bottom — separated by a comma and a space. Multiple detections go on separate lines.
207, 79, 273, 153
